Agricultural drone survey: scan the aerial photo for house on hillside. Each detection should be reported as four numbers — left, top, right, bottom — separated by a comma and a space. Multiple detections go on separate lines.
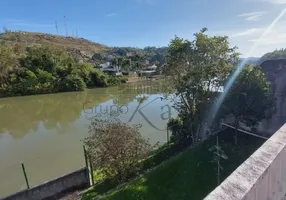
142, 64, 157, 71
140, 64, 159, 77
99, 62, 122, 76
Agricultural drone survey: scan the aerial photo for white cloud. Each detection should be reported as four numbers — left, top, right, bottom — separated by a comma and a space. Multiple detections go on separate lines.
238, 11, 267, 21
227, 21, 286, 56
248, 27, 286, 45
230, 28, 263, 38
107, 13, 117, 17
263, 0, 286, 4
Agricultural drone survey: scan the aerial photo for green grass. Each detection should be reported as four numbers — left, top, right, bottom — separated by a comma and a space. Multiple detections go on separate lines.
83, 129, 265, 200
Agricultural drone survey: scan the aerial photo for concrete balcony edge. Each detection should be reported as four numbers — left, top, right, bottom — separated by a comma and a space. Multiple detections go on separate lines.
204, 124, 286, 200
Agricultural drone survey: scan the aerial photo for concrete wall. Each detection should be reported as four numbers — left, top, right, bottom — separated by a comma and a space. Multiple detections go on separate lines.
2, 168, 89, 200
260, 60, 286, 136
204, 123, 286, 200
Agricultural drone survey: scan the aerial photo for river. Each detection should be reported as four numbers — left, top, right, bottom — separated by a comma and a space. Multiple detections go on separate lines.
0, 81, 177, 197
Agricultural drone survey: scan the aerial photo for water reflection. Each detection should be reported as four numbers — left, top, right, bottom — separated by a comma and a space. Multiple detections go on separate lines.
0, 91, 111, 138
0, 81, 171, 139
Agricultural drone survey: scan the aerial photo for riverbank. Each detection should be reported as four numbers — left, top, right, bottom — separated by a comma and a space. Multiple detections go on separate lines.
80, 128, 265, 200
0, 75, 165, 99
126, 75, 165, 83
0, 76, 128, 99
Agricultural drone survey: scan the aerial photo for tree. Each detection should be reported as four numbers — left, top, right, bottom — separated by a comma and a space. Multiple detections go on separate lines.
0, 43, 17, 86
222, 65, 275, 144
165, 28, 239, 144
84, 114, 151, 182
167, 118, 189, 144
122, 59, 131, 72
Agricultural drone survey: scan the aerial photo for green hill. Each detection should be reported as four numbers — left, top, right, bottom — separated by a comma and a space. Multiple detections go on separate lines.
0, 30, 167, 65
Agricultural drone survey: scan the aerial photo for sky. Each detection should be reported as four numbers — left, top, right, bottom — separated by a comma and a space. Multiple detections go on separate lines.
1, 0, 286, 57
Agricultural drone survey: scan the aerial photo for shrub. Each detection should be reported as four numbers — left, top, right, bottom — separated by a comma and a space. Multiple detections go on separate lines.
107, 76, 127, 86
0, 85, 7, 97
73, 62, 94, 83
57, 75, 86, 92
36, 69, 55, 84
84, 114, 151, 182
167, 118, 190, 144
7, 69, 38, 95
88, 69, 109, 87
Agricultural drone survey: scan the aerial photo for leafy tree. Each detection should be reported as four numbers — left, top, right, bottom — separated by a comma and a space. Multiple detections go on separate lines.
122, 59, 131, 72
0, 43, 17, 85
222, 65, 275, 144
36, 69, 55, 84
72, 62, 94, 83
165, 28, 239, 144
84, 114, 151, 181
89, 69, 109, 87
7, 68, 38, 95
57, 74, 86, 92
167, 118, 189, 144
20, 45, 71, 75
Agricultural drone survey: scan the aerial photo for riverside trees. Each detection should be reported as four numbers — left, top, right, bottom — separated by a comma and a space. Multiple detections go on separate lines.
165, 28, 275, 145
0, 43, 124, 97
165, 28, 239, 144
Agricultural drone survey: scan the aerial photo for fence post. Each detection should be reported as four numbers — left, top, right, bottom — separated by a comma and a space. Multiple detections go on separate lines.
83, 145, 90, 186
167, 128, 169, 147
88, 154, 95, 185
21, 163, 30, 189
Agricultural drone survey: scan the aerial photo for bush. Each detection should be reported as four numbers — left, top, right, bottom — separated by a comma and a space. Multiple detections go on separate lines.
7, 69, 38, 95
0, 85, 7, 97
84, 115, 151, 182
88, 69, 109, 87
36, 69, 55, 84
167, 118, 190, 144
108, 76, 127, 86
57, 75, 86, 92
73, 63, 94, 83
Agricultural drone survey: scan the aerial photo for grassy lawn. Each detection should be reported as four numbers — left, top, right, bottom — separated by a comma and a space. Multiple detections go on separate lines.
83, 128, 265, 200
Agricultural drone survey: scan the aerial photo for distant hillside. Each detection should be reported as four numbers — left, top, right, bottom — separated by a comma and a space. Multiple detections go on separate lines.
0, 30, 167, 65
259, 49, 286, 64
0, 31, 109, 61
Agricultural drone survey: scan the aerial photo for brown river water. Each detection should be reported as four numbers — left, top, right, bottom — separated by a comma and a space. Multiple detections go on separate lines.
0, 81, 177, 197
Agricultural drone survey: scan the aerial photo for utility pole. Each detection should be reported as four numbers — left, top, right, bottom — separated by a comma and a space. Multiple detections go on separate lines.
55, 21, 58, 34
76, 30, 78, 38
64, 16, 68, 37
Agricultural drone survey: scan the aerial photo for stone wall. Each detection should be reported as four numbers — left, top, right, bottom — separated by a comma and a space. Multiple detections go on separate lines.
204, 123, 286, 200
2, 168, 89, 200
259, 59, 286, 136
